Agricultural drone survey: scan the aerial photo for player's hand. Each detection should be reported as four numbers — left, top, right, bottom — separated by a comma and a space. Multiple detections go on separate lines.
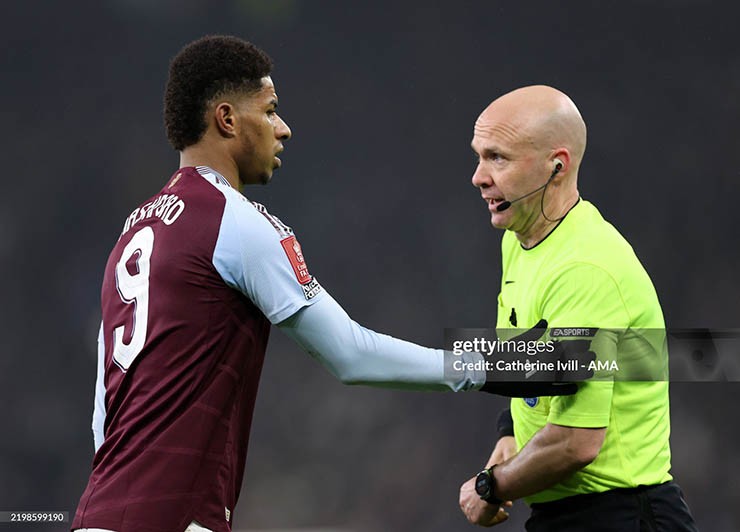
459, 476, 512, 527
479, 319, 595, 397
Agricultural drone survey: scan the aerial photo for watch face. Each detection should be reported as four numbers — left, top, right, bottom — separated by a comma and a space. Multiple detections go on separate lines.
475, 471, 491, 497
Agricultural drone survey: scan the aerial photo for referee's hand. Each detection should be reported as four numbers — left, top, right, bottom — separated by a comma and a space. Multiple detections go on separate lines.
459, 476, 512, 527
459, 435, 517, 527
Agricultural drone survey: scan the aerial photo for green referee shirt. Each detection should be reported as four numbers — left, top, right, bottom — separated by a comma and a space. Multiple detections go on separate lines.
497, 199, 672, 504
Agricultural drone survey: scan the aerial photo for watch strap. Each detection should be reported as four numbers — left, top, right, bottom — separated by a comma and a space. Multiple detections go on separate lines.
476, 466, 503, 505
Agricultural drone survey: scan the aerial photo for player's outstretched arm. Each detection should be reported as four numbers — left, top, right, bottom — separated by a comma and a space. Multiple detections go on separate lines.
279, 302, 589, 396
278, 292, 485, 392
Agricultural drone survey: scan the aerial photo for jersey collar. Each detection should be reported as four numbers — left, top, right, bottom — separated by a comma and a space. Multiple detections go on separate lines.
195, 166, 232, 188
520, 197, 582, 251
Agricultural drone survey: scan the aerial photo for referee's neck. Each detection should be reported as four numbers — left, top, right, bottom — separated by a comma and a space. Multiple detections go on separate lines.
517, 192, 580, 249
518, 220, 560, 250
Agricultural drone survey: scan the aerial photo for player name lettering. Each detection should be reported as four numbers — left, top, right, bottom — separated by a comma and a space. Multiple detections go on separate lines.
121, 193, 186, 235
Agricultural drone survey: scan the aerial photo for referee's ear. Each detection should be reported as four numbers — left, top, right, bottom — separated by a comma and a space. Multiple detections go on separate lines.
549, 150, 571, 179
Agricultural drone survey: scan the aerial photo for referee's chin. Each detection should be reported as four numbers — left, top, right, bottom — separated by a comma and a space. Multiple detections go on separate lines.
489, 212, 510, 230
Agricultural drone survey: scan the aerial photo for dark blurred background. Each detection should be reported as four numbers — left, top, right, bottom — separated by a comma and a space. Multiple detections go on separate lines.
1, 1, 739, 531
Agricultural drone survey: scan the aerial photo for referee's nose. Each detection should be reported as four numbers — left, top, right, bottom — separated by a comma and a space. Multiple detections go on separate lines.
471, 163, 491, 189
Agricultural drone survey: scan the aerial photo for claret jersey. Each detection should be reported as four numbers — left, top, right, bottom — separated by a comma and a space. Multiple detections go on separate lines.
73, 166, 323, 532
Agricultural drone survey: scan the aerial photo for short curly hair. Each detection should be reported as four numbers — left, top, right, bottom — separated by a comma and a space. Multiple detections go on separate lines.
164, 35, 273, 151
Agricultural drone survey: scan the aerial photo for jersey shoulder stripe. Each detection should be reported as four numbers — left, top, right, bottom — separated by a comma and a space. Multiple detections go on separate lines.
195, 165, 231, 187
194, 167, 293, 238
195, 166, 323, 324
249, 200, 294, 238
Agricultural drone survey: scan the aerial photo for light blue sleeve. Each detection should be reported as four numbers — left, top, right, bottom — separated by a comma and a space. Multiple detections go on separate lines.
278, 293, 486, 392
212, 186, 325, 324
92, 322, 106, 451
209, 183, 484, 391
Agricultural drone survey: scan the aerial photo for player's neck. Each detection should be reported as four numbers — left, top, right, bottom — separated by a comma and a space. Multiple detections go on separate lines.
179, 145, 240, 189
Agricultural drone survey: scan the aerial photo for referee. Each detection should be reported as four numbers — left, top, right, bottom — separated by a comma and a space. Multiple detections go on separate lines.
458, 86, 698, 531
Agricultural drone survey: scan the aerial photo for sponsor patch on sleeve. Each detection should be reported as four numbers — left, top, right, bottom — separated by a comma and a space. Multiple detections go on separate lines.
280, 235, 313, 285
301, 277, 322, 300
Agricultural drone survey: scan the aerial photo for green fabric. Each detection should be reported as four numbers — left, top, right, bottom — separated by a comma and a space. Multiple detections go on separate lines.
497, 200, 672, 504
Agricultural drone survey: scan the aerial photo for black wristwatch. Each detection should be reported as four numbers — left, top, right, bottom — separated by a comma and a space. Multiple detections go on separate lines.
475, 466, 503, 505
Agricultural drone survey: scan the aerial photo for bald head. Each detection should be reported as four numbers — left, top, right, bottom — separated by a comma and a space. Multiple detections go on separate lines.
476, 85, 587, 169
471, 86, 588, 244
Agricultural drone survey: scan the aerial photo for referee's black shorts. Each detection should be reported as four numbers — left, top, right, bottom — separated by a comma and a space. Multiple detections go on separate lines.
525, 481, 698, 532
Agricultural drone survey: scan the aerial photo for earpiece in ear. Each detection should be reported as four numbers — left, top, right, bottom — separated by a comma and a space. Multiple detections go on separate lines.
553, 159, 563, 173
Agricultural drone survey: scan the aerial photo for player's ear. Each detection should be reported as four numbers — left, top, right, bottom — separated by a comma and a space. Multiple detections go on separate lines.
213, 102, 237, 138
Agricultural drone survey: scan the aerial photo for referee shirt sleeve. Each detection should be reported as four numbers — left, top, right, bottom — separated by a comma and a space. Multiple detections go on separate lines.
539, 263, 631, 428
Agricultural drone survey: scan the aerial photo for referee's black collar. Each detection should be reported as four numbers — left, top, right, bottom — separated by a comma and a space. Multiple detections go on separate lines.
520, 197, 581, 251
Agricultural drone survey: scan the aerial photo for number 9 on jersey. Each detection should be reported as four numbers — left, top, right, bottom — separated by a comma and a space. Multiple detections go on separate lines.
112, 226, 154, 371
